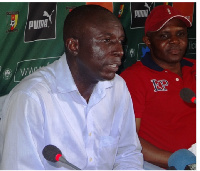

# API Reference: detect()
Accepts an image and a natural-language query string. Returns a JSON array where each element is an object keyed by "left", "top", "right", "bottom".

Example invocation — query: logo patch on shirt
[{"left": 151, "top": 79, "right": 169, "bottom": 92}]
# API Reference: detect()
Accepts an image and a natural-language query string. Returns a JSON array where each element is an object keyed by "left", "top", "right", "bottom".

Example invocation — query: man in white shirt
[{"left": 0, "top": 5, "right": 143, "bottom": 170}]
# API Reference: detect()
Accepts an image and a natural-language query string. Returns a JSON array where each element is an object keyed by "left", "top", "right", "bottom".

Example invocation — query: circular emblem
[{"left": 3, "top": 68, "right": 12, "bottom": 80}]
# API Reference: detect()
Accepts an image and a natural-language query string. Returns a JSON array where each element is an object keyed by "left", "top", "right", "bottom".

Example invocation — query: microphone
[
  {"left": 42, "top": 144, "right": 81, "bottom": 170},
  {"left": 180, "top": 88, "right": 196, "bottom": 104},
  {"left": 168, "top": 149, "right": 196, "bottom": 170}
]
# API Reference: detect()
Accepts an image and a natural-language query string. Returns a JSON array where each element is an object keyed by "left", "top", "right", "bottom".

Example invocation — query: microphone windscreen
[
  {"left": 42, "top": 144, "right": 62, "bottom": 162},
  {"left": 168, "top": 149, "right": 196, "bottom": 170},
  {"left": 180, "top": 88, "right": 195, "bottom": 103}
]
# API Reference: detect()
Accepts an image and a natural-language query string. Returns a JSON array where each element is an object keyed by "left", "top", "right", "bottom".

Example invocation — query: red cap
[{"left": 145, "top": 5, "right": 192, "bottom": 34}]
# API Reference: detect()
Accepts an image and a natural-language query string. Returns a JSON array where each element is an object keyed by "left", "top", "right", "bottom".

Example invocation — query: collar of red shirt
[{"left": 141, "top": 52, "right": 194, "bottom": 72}]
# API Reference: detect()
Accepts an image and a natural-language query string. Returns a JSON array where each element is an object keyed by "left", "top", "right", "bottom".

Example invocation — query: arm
[
  {"left": 113, "top": 87, "right": 143, "bottom": 170},
  {"left": 121, "top": 70, "right": 172, "bottom": 169},
  {"left": 136, "top": 118, "right": 172, "bottom": 169},
  {"left": 0, "top": 92, "right": 45, "bottom": 169}
]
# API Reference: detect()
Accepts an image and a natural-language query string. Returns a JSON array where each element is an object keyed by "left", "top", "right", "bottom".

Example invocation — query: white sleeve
[
  {"left": 0, "top": 91, "right": 45, "bottom": 170},
  {"left": 113, "top": 85, "right": 144, "bottom": 170}
]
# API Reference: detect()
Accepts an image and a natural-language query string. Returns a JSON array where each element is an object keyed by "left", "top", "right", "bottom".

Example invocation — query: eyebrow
[{"left": 96, "top": 32, "right": 125, "bottom": 39}]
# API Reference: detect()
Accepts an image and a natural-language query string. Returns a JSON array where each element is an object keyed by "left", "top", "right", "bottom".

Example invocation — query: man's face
[
  {"left": 146, "top": 18, "right": 188, "bottom": 66},
  {"left": 76, "top": 15, "right": 125, "bottom": 81}
]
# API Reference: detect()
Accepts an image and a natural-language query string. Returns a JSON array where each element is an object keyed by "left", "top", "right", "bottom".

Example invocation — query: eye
[
  {"left": 104, "top": 38, "right": 111, "bottom": 43},
  {"left": 119, "top": 39, "right": 126, "bottom": 45},
  {"left": 160, "top": 34, "right": 168, "bottom": 39},
  {"left": 177, "top": 31, "right": 187, "bottom": 38}
]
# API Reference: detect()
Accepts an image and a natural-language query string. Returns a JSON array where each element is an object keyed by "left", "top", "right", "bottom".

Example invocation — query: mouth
[
  {"left": 107, "top": 62, "right": 121, "bottom": 72},
  {"left": 169, "top": 48, "right": 181, "bottom": 55},
  {"left": 109, "top": 64, "right": 118, "bottom": 68}
]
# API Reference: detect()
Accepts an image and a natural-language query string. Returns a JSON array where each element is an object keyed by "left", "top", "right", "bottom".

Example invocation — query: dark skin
[
  {"left": 64, "top": 9, "right": 125, "bottom": 103},
  {"left": 143, "top": 18, "right": 188, "bottom": 77},
  {"left": 137, "top": 18, "right": 188, "bottom": 168}
]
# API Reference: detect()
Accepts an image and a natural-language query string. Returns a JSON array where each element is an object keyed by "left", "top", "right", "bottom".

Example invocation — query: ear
[
  {"left": 143, "top": 35, "right": 151, "bottom": 48},
  {"left": 65, "top": 38, "right": 79, "bottom": 55}
]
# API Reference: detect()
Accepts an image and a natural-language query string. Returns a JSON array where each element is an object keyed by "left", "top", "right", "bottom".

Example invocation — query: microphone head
[
  {"left": 180, "top": 88, "right": 195, "bottom": 103},
  {"left": 42, "top": 144, "right": 62, "bottom": 162},
  {"left": 168, "top": 149, "right": 196, "bottom": 170}
]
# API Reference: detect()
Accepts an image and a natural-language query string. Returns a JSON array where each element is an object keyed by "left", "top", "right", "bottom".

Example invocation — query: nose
[
  {"left": 169, "top": 35, "right": 180, "bottom": 44},
  {"left": 113, "top": 41, "right": 124, "bottom": 57}
]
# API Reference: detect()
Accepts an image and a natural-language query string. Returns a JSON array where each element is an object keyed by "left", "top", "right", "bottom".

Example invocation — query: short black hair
[{"left": 63, "top": 5, "right": 114, "bottom": 43}]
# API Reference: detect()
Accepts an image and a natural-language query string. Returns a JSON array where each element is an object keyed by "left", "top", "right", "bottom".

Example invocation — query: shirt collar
[
  {"left": 54, "top": 53, "right": 77, "bottom": 93},
  {"left": 141, "top": 52, "right": 194, "bottom": 71},
  {"left": 54, "top": 53, "right": 113, "bottom": 93}
]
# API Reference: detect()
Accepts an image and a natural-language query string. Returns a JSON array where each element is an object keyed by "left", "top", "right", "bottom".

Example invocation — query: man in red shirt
[{"left": 121, "top": 5, "right": 196, "bottom": 169}]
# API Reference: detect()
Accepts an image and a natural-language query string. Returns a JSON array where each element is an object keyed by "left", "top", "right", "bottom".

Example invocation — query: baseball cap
[{"left": 145, "top": 5, "right": 192, "bottom": 34}]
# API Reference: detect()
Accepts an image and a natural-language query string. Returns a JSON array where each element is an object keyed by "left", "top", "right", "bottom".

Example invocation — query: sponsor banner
[
  {"left": 24, "top": 2, "right": 57, "bottom": 42},
  {"left": 0, "top": 2, "right": 196, "bottom": 96},
  {"left": 186, "top": 38, "right": 196, "bottom": 55},
  {"left": 130, "top": 2, "right": 155, "bottom": 29},
  {"left": 86, "top": 2, "right": 113, "bottom": 12},
  {"left": 14, "top": 57, "right": 60, "bottom": 82},
  {"left": 137, "top": 43, "right": 147, "bottom": 61},
  {"left": 6, "top": 11, "right": 19, "bottom": 33}
]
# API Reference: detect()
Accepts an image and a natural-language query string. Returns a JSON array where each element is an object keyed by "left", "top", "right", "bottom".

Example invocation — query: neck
[
  {"left": 67, "top": 58, "right": 98, "bottom": 103},
  {"left": 169, "top": 64, "right": 182, "bottom": 77},
  {"left": 75, "top": 77, "right": 97, "bottom": 103},
  {"left": 160, "top": 62, "right": 182, "bottom": 77},
  {"left": 151, "top": 56, "right": 183, "bottom": 77}
]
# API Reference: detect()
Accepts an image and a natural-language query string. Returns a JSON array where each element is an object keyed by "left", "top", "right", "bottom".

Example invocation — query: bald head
[{"left": 63, "top": 5, "right": 119, "bottom": 43}]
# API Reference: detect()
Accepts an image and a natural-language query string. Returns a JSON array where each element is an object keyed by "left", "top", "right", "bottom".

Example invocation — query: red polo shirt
[{"left": 120, "top": 53, "right": 196, "bottom": 152}]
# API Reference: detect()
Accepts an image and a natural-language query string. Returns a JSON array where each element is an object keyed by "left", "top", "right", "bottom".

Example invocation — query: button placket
[{"left": 85, "top": 109, "right": 95, "bottom": 167}]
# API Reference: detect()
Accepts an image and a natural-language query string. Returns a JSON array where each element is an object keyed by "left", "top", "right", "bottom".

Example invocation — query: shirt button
[
  {"left": 89, "top": 157, "right": 93, "bottom": 162},
  {"left": 89, "top": 132, "right": 92, "bottom": 136},
  {"left": 165, "top": 71, "right": 168, "bottom": 73},
  {"left": 176, "top": 78, "right": 179, "bottom": 81}
]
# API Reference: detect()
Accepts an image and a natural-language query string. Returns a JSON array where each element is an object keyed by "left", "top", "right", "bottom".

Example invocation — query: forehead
[{"left": 85, "top": 15, "right": 124, "bottom": 36}]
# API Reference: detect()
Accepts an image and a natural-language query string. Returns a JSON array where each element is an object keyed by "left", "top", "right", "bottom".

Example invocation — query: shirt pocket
[{"left": 97, "top": 135, "right": 120, "bottom": 169}]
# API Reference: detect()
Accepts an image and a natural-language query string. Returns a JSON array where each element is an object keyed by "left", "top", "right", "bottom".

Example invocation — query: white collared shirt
[{"left": 0, "top": 53, "right": 143, "bottom": 170}]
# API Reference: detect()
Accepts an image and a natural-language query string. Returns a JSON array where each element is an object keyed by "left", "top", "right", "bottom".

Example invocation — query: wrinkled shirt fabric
[{"left": 0, "top": 53, "right": 143, "bottom": 170}]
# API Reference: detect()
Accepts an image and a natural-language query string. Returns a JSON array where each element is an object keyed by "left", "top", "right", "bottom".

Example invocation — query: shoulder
[
  {"left": 183, "top": 57, "right": 196, "bottom": 64},
  {"left": 13, "top": 71, "right": 49, "bottom": 95},
  {"left": 121, "top": 61, "right": 143, "bottom": 75},
  {"left": 12, "top": 55, "right": 66, "bottom": 96},
  {"left": 10, "top": 61, "right": 59, "bottom": 101},
  {"left": 107, "top": 74, "right": 133, "bottom": 107},
  {"left": 121, "top": 61, "right": 146, "bottom": 75},
  {"left": 106, "top": 74, "right": 131, "bottom": 97},
  {"left": 111, "top": 74, "right": 127, "bottom": 89},
  {"left": 120, "top": 61, "right": 147, "bottom": 82},
  {"left": 182, "top": 58, "right": 196, "bottom": 71}
]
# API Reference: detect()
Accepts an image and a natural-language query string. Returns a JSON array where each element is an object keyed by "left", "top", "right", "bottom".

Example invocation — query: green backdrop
[{"left": 0, "top": 2, "right": 196, "bottom": 96}]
